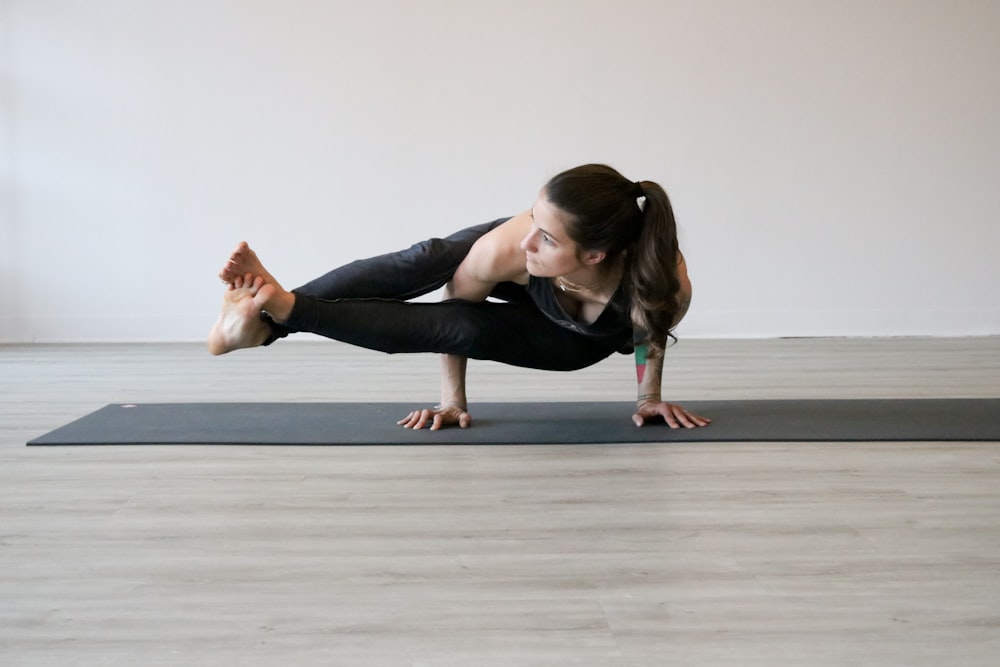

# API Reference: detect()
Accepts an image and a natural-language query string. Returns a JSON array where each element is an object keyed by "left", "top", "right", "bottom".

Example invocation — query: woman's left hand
[
  {"left": 632, "top": 400, "right": 711, "bottom": 428},
  {"left": 398, "top": 403, "right": 472, "bottom": 430}
]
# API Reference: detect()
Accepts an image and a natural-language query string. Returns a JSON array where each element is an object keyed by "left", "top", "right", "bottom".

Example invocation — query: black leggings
[{"left": 268, "top": 219, "right": 630, "bottom": 371}]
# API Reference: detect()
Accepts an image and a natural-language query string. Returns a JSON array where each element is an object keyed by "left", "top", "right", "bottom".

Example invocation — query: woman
[{"left": 208, "top": 164, "right": 710, "bottom": 431}]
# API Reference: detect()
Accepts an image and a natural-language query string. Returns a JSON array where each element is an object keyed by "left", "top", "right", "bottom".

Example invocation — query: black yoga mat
[{"left": 26, "top": 399, "right": 1000, "bottom": 446}]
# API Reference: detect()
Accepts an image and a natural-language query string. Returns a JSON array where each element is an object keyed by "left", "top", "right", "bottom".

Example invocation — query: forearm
[
  {"left": 635, "top": 343, "right": 664, "bottom": 403},
  {"left": 438, "top": 279, "right": 474, "bottom": 409},
  {"left": 439, "top": 353, "right": 468, "bottom": 408}
]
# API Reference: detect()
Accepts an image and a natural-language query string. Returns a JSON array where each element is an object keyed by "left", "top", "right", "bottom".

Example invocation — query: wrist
[
  {"left": 436, "top": 400, "right": 467, "bottom": 411},
  {"left": 637, "top": 393, "right": 661, "bottom": 404}
]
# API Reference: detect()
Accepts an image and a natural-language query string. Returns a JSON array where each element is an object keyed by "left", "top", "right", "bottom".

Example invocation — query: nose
[{"left": 520, "top": 229, "right": 537, "bottom": 252}]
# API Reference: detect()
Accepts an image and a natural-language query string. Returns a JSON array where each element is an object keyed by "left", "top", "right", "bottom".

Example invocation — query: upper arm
[{"left": 447, "top": 213, "right": 531, "bottom": 301}]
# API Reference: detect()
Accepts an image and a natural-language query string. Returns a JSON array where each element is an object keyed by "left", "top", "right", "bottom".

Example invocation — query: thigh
[
  {"left": 294, "top": 218, "right": 510, "bottom": 301},
  {"left": 278, "top": 293, "right": 626, "bottom": 371},
  {"left": 458, "top": 301, "right": 627, "bottom": 371}
]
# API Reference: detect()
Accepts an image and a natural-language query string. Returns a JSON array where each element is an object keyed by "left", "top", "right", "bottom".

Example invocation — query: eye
[{"left": 541, "top": 233, "right": 555, "bottom": 246}]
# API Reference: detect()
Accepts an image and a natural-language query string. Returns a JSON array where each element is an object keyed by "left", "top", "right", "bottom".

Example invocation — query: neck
[{"left": 555, "top": 257, "right": 623, "bottom": 296}]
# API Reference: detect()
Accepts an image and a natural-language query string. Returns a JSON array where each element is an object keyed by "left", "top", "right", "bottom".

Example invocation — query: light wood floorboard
[{"left": 1, "top": 338, "right": 999, "bottom": 666}]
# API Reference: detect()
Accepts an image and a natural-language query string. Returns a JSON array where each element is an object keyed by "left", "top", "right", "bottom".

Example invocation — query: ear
[{"left": 581, "top": 249, "right": 607, "bottom": 266}]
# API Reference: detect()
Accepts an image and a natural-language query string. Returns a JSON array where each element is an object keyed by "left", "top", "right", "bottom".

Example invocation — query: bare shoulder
[
  {"left": 673, "top": 249, "right": 693, "bottom": 326},
  {"left": 460, "top": 212, "right": 531, "bottom": 284},
  {"left": 676, "top": 249, "right": 692, "bottom": 294},
  {"left": 676, "top": 249, "right": 690, "bottom": 284}
]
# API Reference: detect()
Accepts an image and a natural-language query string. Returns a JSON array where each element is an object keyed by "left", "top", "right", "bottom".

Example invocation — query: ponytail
[
  {"left": 543, "top": 164, "right": 682, "bottom": 358},
  {"left": 628, "top": 180, "right": 681, "bottom": 358}
]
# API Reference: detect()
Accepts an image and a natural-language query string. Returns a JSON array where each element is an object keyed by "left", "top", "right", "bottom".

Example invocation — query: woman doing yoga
[{"left": 208, "top": 164, "right": 710, "bottom": 431}]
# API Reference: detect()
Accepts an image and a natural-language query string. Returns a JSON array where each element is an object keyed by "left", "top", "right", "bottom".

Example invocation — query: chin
[{"left": 525, "top": 263, "right": 550, "bottom": 278}]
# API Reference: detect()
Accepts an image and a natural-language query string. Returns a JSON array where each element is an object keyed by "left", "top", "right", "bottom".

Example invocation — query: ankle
[{"left": 262, "top": 290, "right": 295, "bottom": 324}]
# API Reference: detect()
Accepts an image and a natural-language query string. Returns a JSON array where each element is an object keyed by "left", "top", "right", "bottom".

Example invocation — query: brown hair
[{"left": 543, "top": 164, "right": 682, "bottom": 356}]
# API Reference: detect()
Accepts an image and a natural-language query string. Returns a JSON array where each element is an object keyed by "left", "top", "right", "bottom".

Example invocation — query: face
[{"left": 520, "top": 193, "right": 604, "bottom": 277}]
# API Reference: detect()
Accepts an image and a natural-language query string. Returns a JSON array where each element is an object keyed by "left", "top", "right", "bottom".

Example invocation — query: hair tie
[{"left": 634, "top": 181, "right": 647, "bottom": 213}]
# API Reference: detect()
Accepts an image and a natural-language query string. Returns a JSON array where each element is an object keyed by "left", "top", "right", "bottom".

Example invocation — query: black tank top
[{"left": 525, "top": 275, "right": 633, "bottom": 339}]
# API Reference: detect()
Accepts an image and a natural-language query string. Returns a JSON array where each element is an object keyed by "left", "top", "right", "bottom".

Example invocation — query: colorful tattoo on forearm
[{"left": 635, "top": 344, "right": 648, "bottom": 384}]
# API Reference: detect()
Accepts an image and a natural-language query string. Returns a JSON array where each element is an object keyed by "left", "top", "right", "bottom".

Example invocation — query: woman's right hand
[{"left": 397, "top": 403, "right": 472, "bottom": 430}]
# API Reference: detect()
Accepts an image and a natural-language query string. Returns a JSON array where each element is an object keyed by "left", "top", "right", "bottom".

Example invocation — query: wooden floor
[{"left": 2, "top": 338, "right": 999, "bottom": 666}]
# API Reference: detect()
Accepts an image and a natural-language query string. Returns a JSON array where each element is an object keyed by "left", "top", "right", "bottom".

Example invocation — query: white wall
[{"left": 3, "top": 0, "right": 999, "bottom": 342}]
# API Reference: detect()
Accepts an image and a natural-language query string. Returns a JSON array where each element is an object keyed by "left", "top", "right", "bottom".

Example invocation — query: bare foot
[
  {"left": 207, "top": 275, "right": 272, "bottom": 355},
  {"left": 219, "top": 242, "right": 284, "bottom": 290}
]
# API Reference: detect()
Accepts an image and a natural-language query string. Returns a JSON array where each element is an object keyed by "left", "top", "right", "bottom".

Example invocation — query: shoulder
[
  {"left": 461, "top": 212, "right": 531, "bottom": 284},
  {"left": 673, "top": 250, "right": 693, "bottom": 324},
  {"left": 676, "top": 250, "right": 690, "bottom": 286}
]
